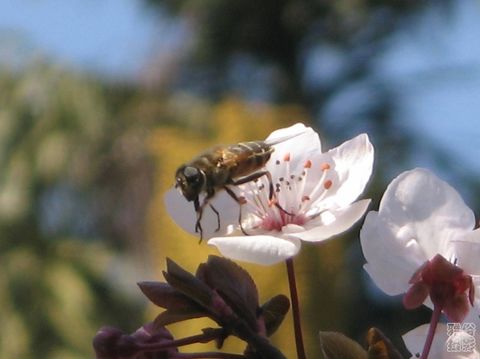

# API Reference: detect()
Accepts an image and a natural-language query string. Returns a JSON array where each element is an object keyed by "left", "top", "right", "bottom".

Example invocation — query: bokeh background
[{"left": 1, "top": 1, "right": 480, "bottom": 358}]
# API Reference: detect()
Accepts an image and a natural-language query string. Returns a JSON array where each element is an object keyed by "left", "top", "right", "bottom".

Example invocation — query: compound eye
[{"left": 184, "top": 166, "right": 200, "bottom": 183}]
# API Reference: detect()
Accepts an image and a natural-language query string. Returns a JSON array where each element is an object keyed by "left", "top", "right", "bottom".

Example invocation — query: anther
[
  {"left": 239, "top": 196, "right": 247, "bottom": 205},
  {"left": 304, "top": 160, "right": 312, "bottom": 168},
  {"left": 279, "top": 177, "right": 284, "bottom": 182},
  {"left": 290, "top": 174, "right": 295, "bottom": 179},
  {"left": 324, "top": 180, "right": 332, "bottom": 189},
  {"left": 268, "top": 198, "right": 278, "bottom": 207},
  {"left": 283, "top": 153, "right": 291, "bottom": 162},
  {"left": 275, "top": 160, "right": 280, "bottom": 165},
  {"left": 302, "top": 195, "right": 310, "bottom": 202},
  {"left": 321, "top": 163, "right": 331, "bottom": 171}
]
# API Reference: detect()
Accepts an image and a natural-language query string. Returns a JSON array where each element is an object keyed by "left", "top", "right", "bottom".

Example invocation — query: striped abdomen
[{"left": 225, "top": 141, "right": 273, "bottom": 178}]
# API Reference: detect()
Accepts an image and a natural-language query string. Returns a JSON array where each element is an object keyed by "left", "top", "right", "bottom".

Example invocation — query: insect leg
[
  {"left": 231, "top": 171, "right": 293, "bottom": 215},
  {"left": 223, "top": 186, "right": 248, "bottom": 235},
  {"left": 209, "top": 203, "right": 221, "bottom": 232},
  {"left": 231, "top": 170, "right": 274, "bottom": 198},
  {"left": 194, "top": 190, "right": 217, "bottom": 242},
  {"left": 193, "top": 197, "right": 204, "bottom": 241}
]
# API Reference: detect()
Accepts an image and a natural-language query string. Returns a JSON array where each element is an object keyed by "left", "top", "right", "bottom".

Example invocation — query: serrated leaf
[
  {"left": 366, "top": 328, "right": 404, "bottom": 359},
  {"left": 319, "top": 331, "right": 368, "bottom": 359},
  {"left": 200, "top": 255, "right": 259, "bottom": 329},
  {"left": 261, "top": 294, "right": 290, "bottom": 336}
]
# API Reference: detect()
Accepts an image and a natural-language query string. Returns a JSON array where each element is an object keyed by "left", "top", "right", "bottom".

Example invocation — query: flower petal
[
  {"left": 266, "top": 123, "right": 322, "bottom": 176},
  {"left": 208, "top": 235, "right": 301, "bottom": 265},
  {"left": 444, "top": 294, "right": 471, "bottom": 323},
  {"left": 324, "top": 133, "right": 374, "bottom": 207},
  {"left": 403, "top": 282, "right": 429, "bottom": 309},
  {"left": 266, "top": 123, "right": 309, "bottom": 140},
  {"left": 464, "top": 280, "right": 480, "bottom": 324},
  {"left": 360, "top": 211, "right": 425, "bottom": 295},
  {"left": 379, "top": 168, "right": 475, "bottom": 259},
  {"left": 451, "top": 230, "right": 480, "bottom": 275},
  {"left": 296, "top": 199, "right": 371, "bottom": 242},
  {"left": 402, "top": 324, "right": 475, "bottom": 359},
  {"left": 164, "top": 188, "right": 239, "bottom": 239}
]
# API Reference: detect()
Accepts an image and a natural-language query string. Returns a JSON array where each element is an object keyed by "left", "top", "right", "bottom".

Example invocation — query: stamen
[
  {"left": 297, "top": 160, "right": 311, "bottom": 208},
  {"left": 321, "top": 163, "right": 331, "bottom": 171},
  {"left": 237, "top": 152, "right": 334, "bottom": 233},
  {"left": 299, "top": 162, "right": 329, "bottom": 213},
  {"left": 246, "top": 179, "right": 270, "bottom": 218}
]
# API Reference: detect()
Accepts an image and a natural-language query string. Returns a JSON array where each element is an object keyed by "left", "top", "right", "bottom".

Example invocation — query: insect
[{"left": 175, "top": 130, "right": 304, "bottom": 241}]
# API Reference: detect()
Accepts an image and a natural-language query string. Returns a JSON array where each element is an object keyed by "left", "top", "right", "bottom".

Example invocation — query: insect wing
[
  {"left": 213, "top": 146, "right": 243, "bottom": 168},
  {"left": 165, "top": 187, "right": 239, "bottom": 239}
]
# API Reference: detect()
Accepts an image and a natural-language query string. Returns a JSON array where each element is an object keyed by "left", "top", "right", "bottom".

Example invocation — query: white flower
[
  {"left": 360, "top": 168, "right": 480, "bottom": 320},
  {"left": 403, "top": 323, "right": 480, "bottom": 359},
  {"left": 166, "top": 123, "right": 374, "bottom": 265}
]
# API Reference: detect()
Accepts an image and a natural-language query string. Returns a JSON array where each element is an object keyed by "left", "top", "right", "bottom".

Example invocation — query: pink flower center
[
  {"left": 261, "top": 212, "right": 308, "bottom": 231},
  {"left": 241, "top": 153, "right": 334, "bottom": 233}
]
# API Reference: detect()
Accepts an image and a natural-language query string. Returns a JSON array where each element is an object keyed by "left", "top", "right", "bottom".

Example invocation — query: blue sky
[
  {"left": 378, "top": 1, "right": 480, "bottom": 176},
  {"left": 0, "top": 0, "right": 160, "bottom": 77},
  {"left": 1, "top": 0, "right": 480, "bottom": 179}
]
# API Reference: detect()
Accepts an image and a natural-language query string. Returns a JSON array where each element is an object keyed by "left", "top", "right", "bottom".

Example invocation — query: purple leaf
[
  {"left": 164, "top": 258, "right": 214, "bottom": 309},
  {"left": 261, "top": 295, "right": 290, "bottom": 337},
  {"left": 200, "top": 255, "right": 259, "bottom": 329},
  {"left": 318, "top": 331, "right": 368, "bottom": 359}
]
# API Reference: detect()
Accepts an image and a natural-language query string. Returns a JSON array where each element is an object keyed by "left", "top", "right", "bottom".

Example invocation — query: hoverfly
[{"left": 175, "top": 129, "right": 304, "bottom": 241}]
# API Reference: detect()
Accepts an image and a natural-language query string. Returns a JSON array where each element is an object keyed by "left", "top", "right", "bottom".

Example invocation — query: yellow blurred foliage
[{"left": 146, "top": 97, "right": 323, "bottom": 357}]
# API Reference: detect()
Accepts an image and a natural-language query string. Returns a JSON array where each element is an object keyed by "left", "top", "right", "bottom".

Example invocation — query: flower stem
[
  {"left": 286, "top": 258, "right": 307, "bottom": 359},
  {"left": 139, "top": 329, "right": 221, "bottom": 351},
  {"left": 420, "top": 305, "right": 442, "bottom": 359}
]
